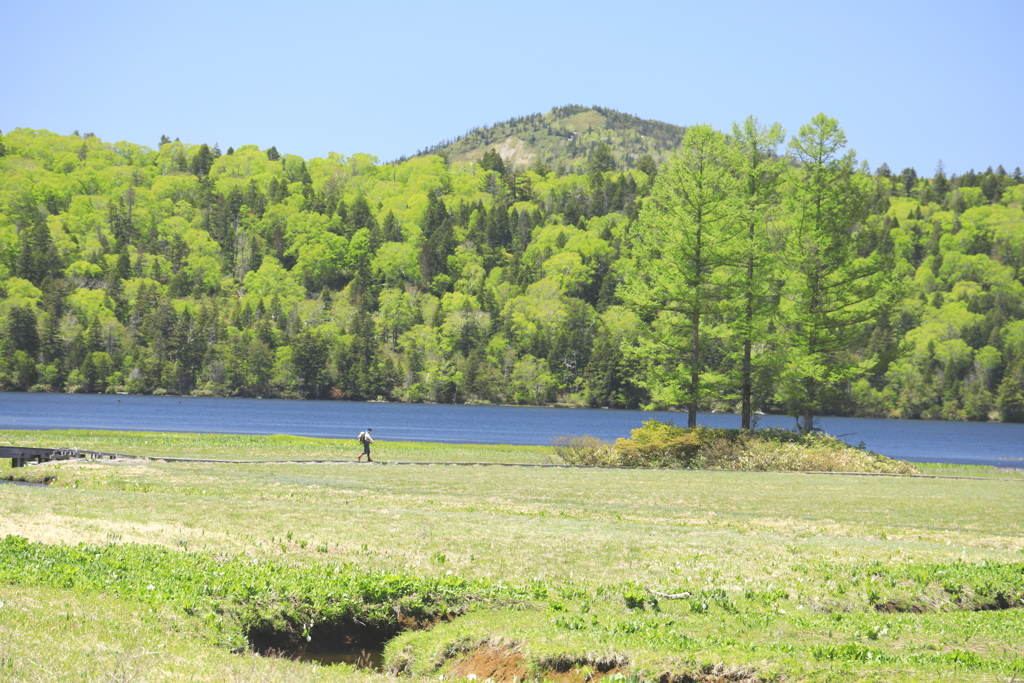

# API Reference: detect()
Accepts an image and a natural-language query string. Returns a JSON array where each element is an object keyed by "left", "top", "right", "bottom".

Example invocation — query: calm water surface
[{"left": 0, "top": 393, "right": 1021, "bottom": 468}]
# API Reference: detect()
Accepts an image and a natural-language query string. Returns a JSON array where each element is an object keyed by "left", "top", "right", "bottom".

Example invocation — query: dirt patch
[
  {"left": 443, "top": 648, "right": 765, "bottom": 683},
  {"left": 446, "top": 645, "right": 528, "bottom": 682},
  {"left": 493, "top": 137, "right": 536, "bottom": 170}
]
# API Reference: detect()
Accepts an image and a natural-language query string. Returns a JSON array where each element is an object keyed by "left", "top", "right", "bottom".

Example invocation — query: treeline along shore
[{"left": 1, "top": 107, "right": 1023, "bottom": 428}]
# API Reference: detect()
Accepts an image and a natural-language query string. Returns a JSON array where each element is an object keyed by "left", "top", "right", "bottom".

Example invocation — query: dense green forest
[{"left": 1, "top": 106, "right": 1023, "bottom": 424}]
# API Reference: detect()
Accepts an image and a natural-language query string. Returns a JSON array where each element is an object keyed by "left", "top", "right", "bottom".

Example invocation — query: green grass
[
  {"left": 914, "top": 461, "right": 1024, "bottom": 479},
  {"left": 1, "top": 429, "right": 1022, "bottom": 682},
  {"left": 0, "top": 429, "right": 551, "bottom": 463},
  {"left": 0, "top": 585, "right": 385, "bottom": 683}
]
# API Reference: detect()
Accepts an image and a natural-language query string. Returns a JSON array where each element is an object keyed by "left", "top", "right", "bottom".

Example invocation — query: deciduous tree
[
  {"left": 620, "top": 125, "right": 743, "bottom": 427},
  {"left": 774, "top": 114, "right": 905, "bottom": 433},
  {"left": 730, "top": 116, "right": 786, "bottom": 428}
]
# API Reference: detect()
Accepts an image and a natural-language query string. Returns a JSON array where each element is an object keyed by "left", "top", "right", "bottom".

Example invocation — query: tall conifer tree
[
  {"left": 620, "top": 125, "right": 743, "bottom": 427},
  {"left": 775, "top": 114, "right": 905, "bottom": 433},
  {"left": 731, "top": 116, "right": 786, "bottom": 429}
]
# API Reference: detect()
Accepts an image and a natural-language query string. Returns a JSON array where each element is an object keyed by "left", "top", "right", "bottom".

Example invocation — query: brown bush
[
  {"left": 695, "top": 437, "right": 917, "bottom": 474},
  {"left": 551, "top": 435, "right": 618, "bottom": 466},
  {"left": 691, "top": 437, "right": 746, "bottom": 469}
]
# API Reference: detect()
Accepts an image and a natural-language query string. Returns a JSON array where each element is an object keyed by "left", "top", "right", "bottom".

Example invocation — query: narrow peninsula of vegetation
[{"left": 1, "top": 106, "right": 1023, "bottom": 429}]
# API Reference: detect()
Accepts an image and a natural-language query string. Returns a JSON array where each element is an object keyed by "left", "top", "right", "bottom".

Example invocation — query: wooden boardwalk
[{"left": 0, "top": 446, "right": 116, "bottom": 468}]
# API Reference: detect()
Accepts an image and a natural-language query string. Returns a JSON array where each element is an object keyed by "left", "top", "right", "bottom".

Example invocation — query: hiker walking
[{"left": 357, "top": 428, "right": 374, "bottom": 462}]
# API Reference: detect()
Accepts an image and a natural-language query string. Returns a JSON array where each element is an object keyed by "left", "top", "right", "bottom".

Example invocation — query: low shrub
[
  {"left": 554, "top": 420, "right": 918, "bottom": 473},
  {"left": 613, "top": 420, "right": 703, "bottom": 467},
  {"left": 553, "top": 421, "right": 706, "bottom": 467}
]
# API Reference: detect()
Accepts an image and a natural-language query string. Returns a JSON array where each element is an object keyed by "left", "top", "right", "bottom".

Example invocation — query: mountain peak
[{"left": 406, "top": 105, "right": 687, "bottom": 173}]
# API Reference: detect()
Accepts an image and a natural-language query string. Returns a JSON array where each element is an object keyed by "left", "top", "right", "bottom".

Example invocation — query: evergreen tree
[
  {"left": 587, "top": 143, "right": 616, "bottom": 186},
  {"left": 190, "top": 144, "right": 214, "bottom": 177},
  {"left": 479, "top": 148, "right": 505, "bottom": 175},
  {"left": 547, "top": 299, "right": 595, "bottom": 393},
  {"left": 933, "top": 160, "right": 949, "bottom": 201},
  {"left": 382, "top": 210, "right": 402, "bottom": 241},
  {"left": 338, "top": 312, "right": 383, "bottom": 399},
  {"left": 16, "top": 221, "right": 61, "bottom": 285},
  {"left": 421, "top": 192, "right": 448, "bottom": 240},
  {"left": 292, "top": 329, "right": 330, "bottom": 398},
  {"left": 899, "top": 167, "right": 918, "bottom": 196},
  {"left": 635, "top": 155, "right": 658, "bottom": 181},
  {"left": 349, "top": 195, "right": 377, "bottom": 238},
  {"left": 7, "top": 304, "right": 40, "bottom": 358},
  {"left": 425, "top": 215, "right": 454, "bottom": 284},
  {"left": 996, "top": 363, "right": 1024, "bottom": 422},
  {"left": 485, "top": 202, "right": 511, "bottom": 249}
]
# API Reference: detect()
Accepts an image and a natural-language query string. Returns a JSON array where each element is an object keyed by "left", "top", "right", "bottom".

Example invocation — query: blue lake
[{"left": 0, "top": 393, "right": 1021, "bottom": 469}]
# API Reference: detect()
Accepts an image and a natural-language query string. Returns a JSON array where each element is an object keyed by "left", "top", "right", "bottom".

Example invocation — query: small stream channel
[{"left": 249, "top": 618, "right": 408, "bottom": 671}]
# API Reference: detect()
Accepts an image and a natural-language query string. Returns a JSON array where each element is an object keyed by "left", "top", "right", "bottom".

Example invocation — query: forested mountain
[
  {"left": 1, "top": 116, "right": 1023, "bottom": 424},
  {"left": 404, "top": 105, "right": 684, "bottom": 176}
]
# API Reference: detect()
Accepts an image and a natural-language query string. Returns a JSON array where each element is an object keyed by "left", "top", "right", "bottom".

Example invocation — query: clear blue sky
[{"left": 3, "top": 0, "right": 1021, "bottom": 176}]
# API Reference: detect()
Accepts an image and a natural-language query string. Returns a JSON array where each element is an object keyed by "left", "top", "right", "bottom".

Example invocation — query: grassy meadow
[{"left": 1, "top": 429, "right": 1022, "bottom": 682}]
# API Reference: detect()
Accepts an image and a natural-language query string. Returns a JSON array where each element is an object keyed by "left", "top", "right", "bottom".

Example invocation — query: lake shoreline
[{"left": 10, "top": 387, "right": 1015, "bottom": 425}]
